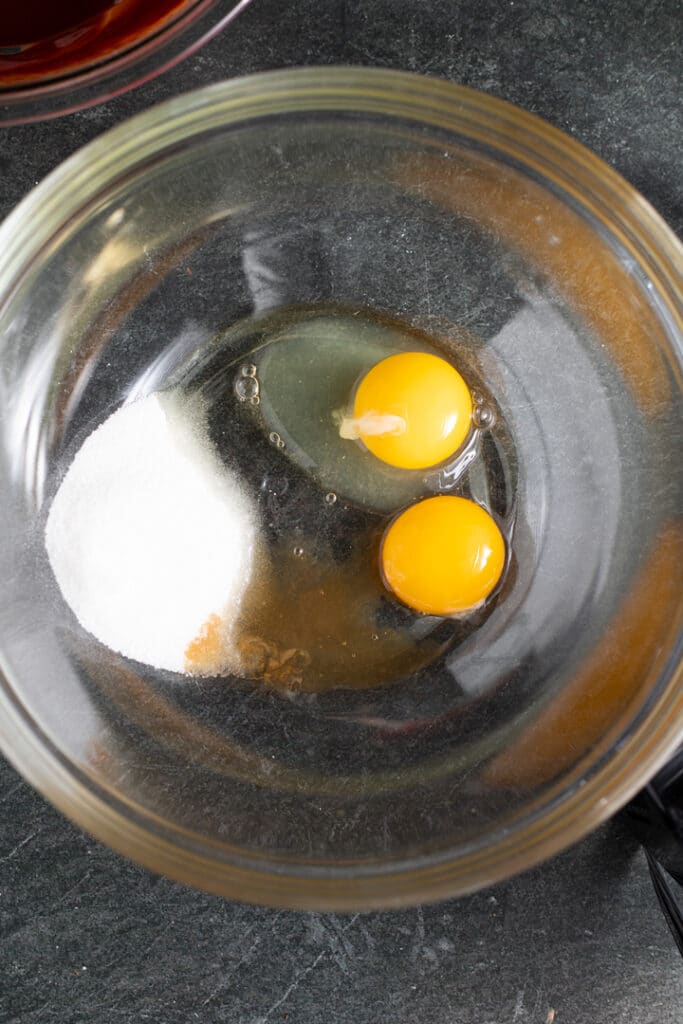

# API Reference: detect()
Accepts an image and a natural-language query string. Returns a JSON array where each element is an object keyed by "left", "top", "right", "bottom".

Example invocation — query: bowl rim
[
  {"left": 0, "top": 0, "right": 254, "bottom": 125},
  {"left": 0, "top": 67, "right": 681, "bottom": 910}
]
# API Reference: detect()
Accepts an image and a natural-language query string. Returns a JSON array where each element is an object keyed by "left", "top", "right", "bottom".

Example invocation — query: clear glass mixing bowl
[{"left": 0, "top": 69, "right": 681, "bottom": 910}]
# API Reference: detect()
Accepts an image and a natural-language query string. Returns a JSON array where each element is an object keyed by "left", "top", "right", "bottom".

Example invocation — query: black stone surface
[{"left": 1, "top": 1, "right": 681, "bottom": 1021}]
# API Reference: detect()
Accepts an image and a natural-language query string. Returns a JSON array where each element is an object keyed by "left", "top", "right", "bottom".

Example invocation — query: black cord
[{"left": 645, "top": 850, "right": 683, "bottom": 959}]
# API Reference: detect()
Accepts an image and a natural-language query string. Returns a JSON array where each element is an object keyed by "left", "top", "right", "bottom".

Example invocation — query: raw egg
[
  {"left": 350, "top": 351, "right": 473, "bottom": 470},
  {"left": 255, "top": 315, "right": 453, "bottom": 512},
  {"left": 381, "top": 495, "right": 506, "bottom": 616}
]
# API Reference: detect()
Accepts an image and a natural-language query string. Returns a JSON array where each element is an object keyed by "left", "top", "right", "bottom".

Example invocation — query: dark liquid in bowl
[{"left": 0, "top": 0, "right": 193, "bottom": 84}]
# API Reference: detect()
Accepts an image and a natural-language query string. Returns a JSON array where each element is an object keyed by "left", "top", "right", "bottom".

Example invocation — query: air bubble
[
  {"left": 235, "top": 374, "right": 259, "bottom": 402},
  {"left": 241, "top": 363, "right": 258, "bottom": 378},
  {"left": 324, "top": 492, "right": 337, "bottom": 505},
  {"left": 269, "top": 431, "right": 285, "bottom": 449},
  {"left": 293, "top": 546, "right": 304, "bottom": 557},
  {"left": 474, "top": 404, "right": 496, "bottom": 429}
]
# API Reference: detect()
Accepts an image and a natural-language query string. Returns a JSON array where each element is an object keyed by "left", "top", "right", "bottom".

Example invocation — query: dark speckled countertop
[{"left": 1, "top": 1, "right": 681, "bottom": 1021}]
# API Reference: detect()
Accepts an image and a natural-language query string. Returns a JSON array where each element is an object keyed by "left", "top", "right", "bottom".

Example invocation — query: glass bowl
[
  {"left": 0, "top": 0, "right": 253, "bottom": 125},
  {"left": 0, "top": 68, "right": 681, "bottom": 910}
]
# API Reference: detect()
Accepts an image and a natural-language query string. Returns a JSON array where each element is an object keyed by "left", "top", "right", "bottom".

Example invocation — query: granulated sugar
[{"left": 45, "top": 392, "right": 256, "bottom": 674}]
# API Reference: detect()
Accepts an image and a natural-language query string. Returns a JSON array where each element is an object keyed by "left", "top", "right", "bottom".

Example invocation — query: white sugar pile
[{"left": 45, "top": 392, "right": 256, "bottom": 674}]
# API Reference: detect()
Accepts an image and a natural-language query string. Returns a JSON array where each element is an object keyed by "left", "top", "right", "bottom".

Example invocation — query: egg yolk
[
  {"left": 381, "top": 495, "right": 506, "bottom": 616},
  {"left": 351, "top": 351, "right": 473, "bottom": 470}
]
